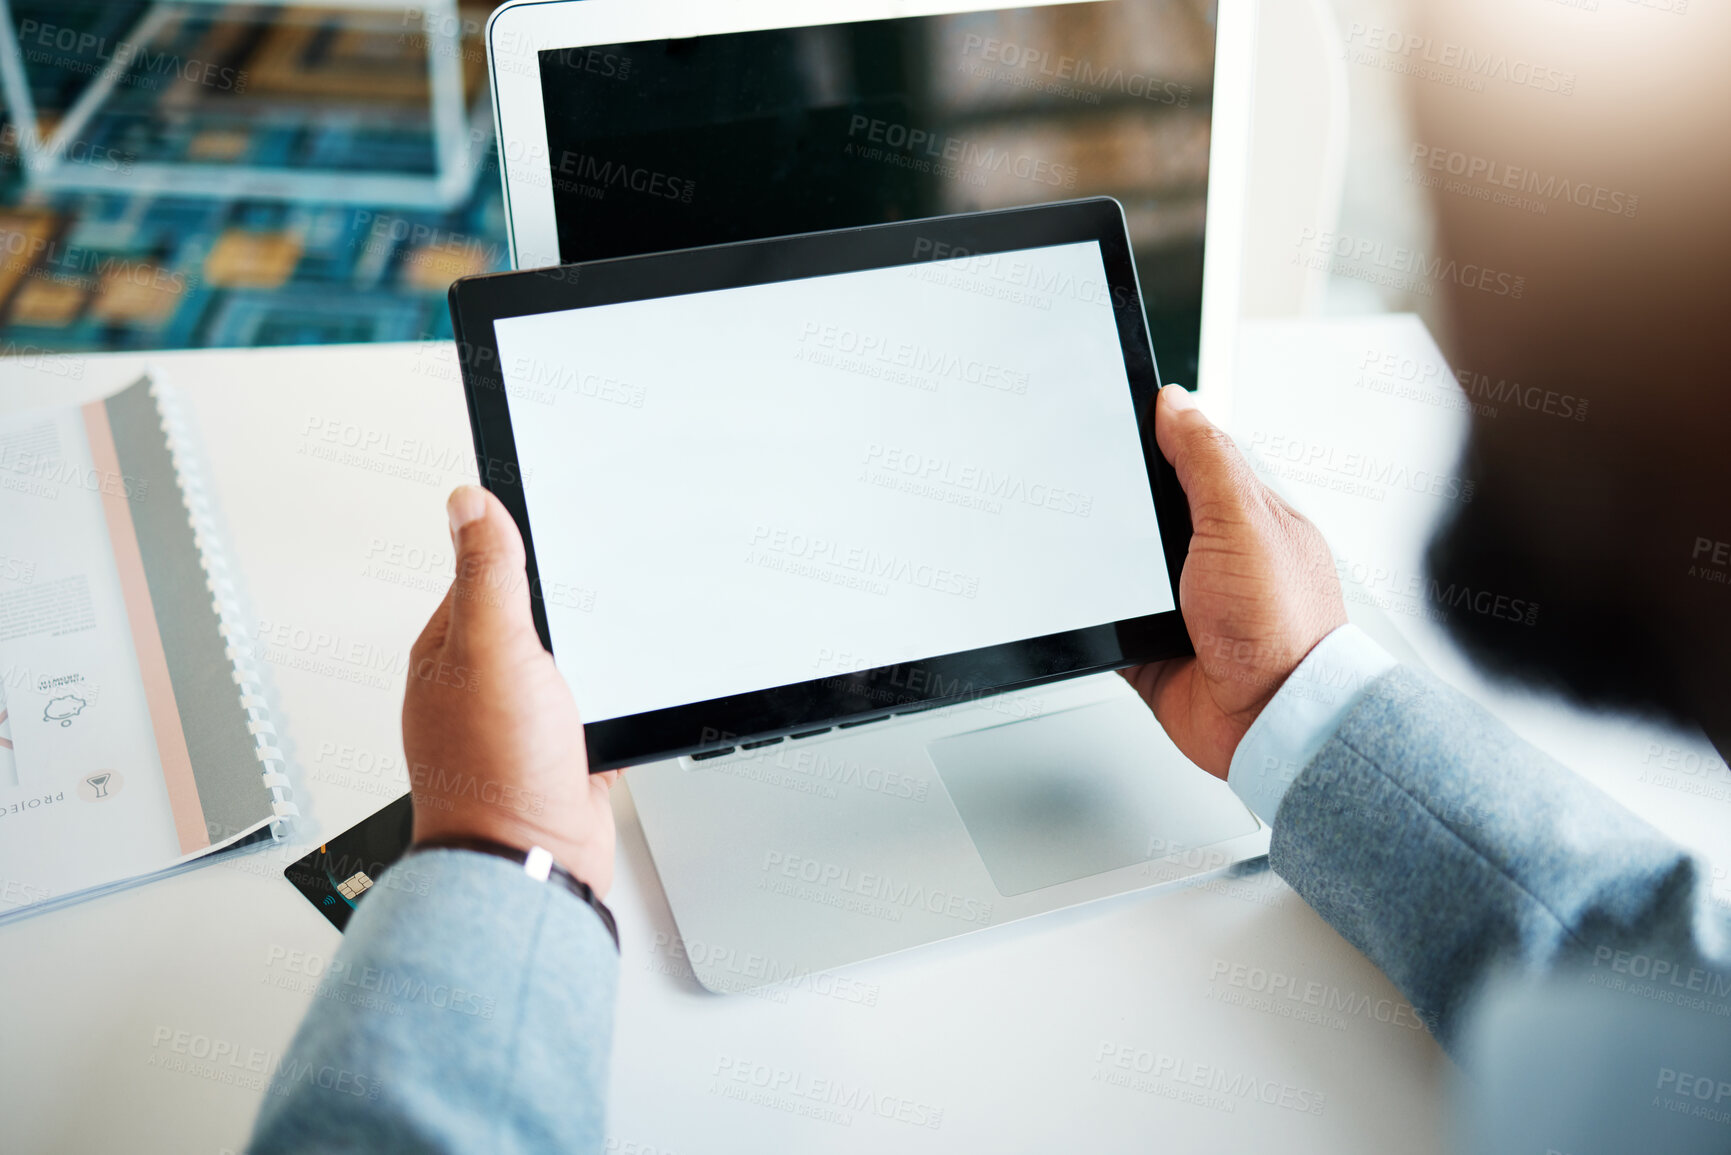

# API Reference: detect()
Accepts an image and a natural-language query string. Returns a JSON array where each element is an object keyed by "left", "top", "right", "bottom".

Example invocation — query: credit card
[{"left": 283, "top": 793, "right": 414, "bottom": 930}]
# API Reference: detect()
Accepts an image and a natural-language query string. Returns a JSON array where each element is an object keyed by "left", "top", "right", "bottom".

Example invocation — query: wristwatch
[{"left": 410, "top": 836, "right": 619, "bottom": 951}]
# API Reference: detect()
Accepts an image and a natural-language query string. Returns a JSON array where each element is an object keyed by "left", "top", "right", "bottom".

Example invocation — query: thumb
[
  {"left": 1154, "top": 385, "right": 1257, "bottom": 518},
  {"left": 445, "top": 485, "right": 534, "bottom": 645}
]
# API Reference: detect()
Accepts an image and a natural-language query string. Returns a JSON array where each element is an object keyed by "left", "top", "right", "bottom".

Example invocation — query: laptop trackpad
[{"left": 927, "top": 697, "right": 1259, "bottom": 897}]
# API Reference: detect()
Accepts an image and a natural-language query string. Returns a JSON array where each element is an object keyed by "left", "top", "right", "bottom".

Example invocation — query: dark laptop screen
[{"left": 535, "top": 0, "right": 1217, "bottom": 384}]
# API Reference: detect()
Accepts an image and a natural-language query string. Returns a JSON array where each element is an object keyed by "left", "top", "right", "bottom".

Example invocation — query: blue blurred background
[{"left": 0, "top": 1, "right": 509, "bottom": 352}]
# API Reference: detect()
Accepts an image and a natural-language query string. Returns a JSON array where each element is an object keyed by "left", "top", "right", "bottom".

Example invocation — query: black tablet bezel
[{"left": 449, "top": 197, "right": 1194, "bottom": 771}]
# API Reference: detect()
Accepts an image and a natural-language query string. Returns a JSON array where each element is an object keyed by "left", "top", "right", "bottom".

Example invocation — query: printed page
[{"left": 0, "top": 395, "right": 194, "bottom": 913}]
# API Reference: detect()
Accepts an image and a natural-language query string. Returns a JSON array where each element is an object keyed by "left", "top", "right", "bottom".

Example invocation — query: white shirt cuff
[{"left": 1226, "top": 624, "right": 1398, "bottom": 824}]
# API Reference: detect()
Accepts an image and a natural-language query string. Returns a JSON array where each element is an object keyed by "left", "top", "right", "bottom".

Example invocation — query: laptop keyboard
[{"left": 686, "top": 716, "right": 891, "bottom": 762}]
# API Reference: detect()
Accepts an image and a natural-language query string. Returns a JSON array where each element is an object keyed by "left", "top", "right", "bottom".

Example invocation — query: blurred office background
[
  {"left": 0, "top": 0, "right": 1425, "bottom": 357},
  {"left": 0, "top": 0, "right": 504, "bottom": 351}
]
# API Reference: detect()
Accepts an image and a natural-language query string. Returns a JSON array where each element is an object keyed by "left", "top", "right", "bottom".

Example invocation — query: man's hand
[
  {"left": 1121, "top": 385, "right": 1348, "bottom": 780},
  {"left": 404, "top": 485, "right": 618, "bottom": 895}
]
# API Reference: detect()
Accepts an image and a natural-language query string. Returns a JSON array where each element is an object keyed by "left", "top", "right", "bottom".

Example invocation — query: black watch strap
[{"left": 410, "top": 836, "right": 619, "bottom": 952}]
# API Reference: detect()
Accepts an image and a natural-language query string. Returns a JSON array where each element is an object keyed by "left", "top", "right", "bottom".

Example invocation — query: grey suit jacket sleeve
[
  {"left": 1270, "top": 664, "right": 1729, "bottom": 1050},
  {"left": 248, "top": 849, "right": 618, "bottom": 1155}
]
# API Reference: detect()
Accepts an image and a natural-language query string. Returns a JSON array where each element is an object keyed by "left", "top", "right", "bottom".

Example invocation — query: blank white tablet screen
[{"left": 495, "top": 240, "right": 1175, "bottom": 724}]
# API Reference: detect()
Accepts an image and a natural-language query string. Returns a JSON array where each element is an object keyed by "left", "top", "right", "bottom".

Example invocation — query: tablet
[{"left": 449, "top": 197, "right": 1192, "bottom": 770}]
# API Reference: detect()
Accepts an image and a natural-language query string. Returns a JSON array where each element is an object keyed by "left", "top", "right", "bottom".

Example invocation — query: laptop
[{"left": 483, "top": 0, "right": 1267, "bottom": 990}]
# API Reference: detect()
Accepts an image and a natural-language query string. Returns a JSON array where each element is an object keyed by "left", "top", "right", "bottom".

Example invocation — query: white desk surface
[{"left": 1, "top": 318, "right": 1721, "bottom": 1155}]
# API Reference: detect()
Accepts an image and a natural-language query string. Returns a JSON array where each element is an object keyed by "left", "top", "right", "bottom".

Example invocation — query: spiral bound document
[{"left": 0, "top": 373, "right": 296, "bottom": 922}]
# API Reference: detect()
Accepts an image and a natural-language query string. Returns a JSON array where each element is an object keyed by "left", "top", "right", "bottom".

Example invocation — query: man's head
[{"left": 1407, "top": 0, "right": 1731, "bottom": 740}]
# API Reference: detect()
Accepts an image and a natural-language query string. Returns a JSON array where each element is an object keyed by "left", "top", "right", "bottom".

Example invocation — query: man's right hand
[
  {"left": 1121, "top": 385, "right": 1348, "bottom": 780},
  {"left": 403, "top": 485, "right": 619, "bottom": 895}
]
